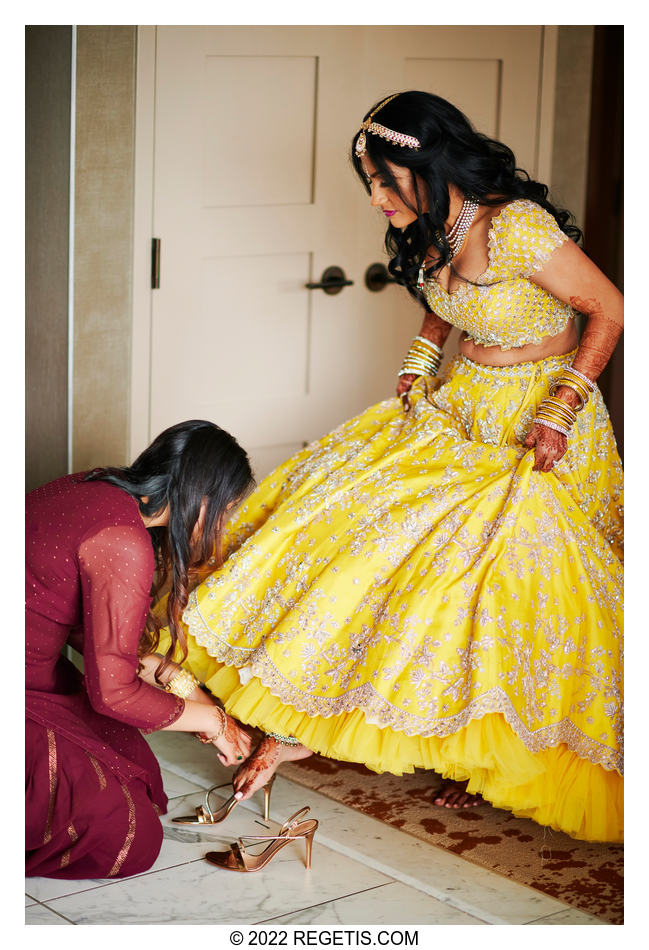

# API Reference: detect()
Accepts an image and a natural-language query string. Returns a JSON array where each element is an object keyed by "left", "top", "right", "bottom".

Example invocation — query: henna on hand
[
  {"left": 553, "top": 385, "right": 582, "bottom": 411},
  {"left": 569, "top": 296, "right": 623, "bottom": 382},
  {"left": 396, "top": 373, "right": 417, "bottom": 396},
  {"left": 396, "top": 373, "right": 417, "bottom": 410},
  {"left": 209, "top": 709, "right": 252, "bottom": 763},
  {"left": 420, "top": 310, "right": 453, "bottom": 349},
  {"left": 524, "top": 422, "right": 568, "bottom": 473},
  {"left": 221, "top": 712, "right": 247, "bottom": 751},
  {"left": 233, "top": 736, "right": 280, "bottom": 796}
]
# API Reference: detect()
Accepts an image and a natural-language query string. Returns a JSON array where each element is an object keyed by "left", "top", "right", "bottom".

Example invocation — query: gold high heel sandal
[
  {"left": 204, "top": 806, "right": 318, "bottom": 872},
  {"left": 172, "top": 774, "right": 276, "bottom": 825}
]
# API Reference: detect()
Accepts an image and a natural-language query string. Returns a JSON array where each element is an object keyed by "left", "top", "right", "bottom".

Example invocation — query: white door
[{"left": 132, "top": 25, "right": 555, "bottom": 477}]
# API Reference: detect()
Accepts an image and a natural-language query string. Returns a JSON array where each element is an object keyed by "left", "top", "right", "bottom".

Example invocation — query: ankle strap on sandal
[
  {"left": 236, "top": 806, "right": 312, "bottom": 847},
  {"left": 280, "top": 806, "right": 311, "bottom": 834}
]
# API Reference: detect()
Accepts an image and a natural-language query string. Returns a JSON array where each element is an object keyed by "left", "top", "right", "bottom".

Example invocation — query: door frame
[
  {"left": 131, "top": 25, "right": 158, "bottom": 457},
  {"left": 129, "top": 24, "right": 559, "bottom": 459}
]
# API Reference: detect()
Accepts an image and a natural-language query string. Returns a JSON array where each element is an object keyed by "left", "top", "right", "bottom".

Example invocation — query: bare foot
[
  {"left": 232, "top": 735, "right": 312, "bottom": 800},
  {"left": 433, "top": 779, "right": 483, "bottom": 809}
]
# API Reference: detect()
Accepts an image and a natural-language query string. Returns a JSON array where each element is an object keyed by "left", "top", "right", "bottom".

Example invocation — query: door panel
[
  {"left": 139, "top": 25, "right": 550, "bottom": 477},
  {"left": 202, "top": 54, "right": 317, "bottom": 208}
]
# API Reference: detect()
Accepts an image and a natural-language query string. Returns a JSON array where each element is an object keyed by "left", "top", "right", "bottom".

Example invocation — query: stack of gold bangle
[
  {"left": 549, "top": 366, "right": 594, "bottom": 410},
  {"left": 398, "top": 336, "right": 443, "bottom": 378},
  {"left": 165, "top": 667, "right": 200, "bottom": 699},
  {"left": 533, "top": 395, "right": 579, "bottom": 437},
  {"left": 534, "top": 365, "right": 595, "bottom": 437}
]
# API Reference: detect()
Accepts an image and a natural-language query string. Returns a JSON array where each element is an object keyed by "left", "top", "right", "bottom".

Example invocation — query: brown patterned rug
[{"left": 279, "top": 755, "right": 623, "bottom": 924}]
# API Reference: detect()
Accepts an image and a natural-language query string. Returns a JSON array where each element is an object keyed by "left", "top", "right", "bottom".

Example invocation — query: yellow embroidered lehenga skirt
[{"left": 160, "top": 352, "right": 624, "bottom": 843}]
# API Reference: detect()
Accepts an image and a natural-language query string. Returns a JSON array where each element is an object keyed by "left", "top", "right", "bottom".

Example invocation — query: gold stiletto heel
[
  {"left": 263, "top": 773, "right": 276, "bottom": 822},
  {"left": 304, "top": 827, "right": 316, "bottom": 869},
  {"left": 204, "top": 806, "right": 318, "bottom": 872},
  {"left": 172, "top": 776, "right": 275, "bottom": 826}
]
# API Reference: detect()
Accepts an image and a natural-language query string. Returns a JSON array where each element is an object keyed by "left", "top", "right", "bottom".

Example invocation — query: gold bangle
[
  {"left": 560, "top": 367, "right": 592, "bottom": 391},
  {"left": 409, "top": 345, "right": 441, "bottom": 360},
  {"left": 550, "top": 376, "right": 589, "bottom": 409},
  {"left": 535, "top": 405, "right": 576, "bottom": 432},
  {"left": 565, "top": 366, "right": 595, "bottom": 391},
  {"left": 195, "top": 708, "right": 226, "bottom": 744},
  {"left": 413, "top": 345, "right": 442, "bottom": 359},
  {"left": 555, "top": 382, "right": 588, "bottom": 407},
  {"left": 398, "top": 365, "right": 439, "bottom": 378},
  {"left": 407, "top": 357, "right": 441, "bottom": 371},
  {"left": 536, "top": 409, "right": 575, "bottom": 429},
  {"left": 399, "top": 335, "right": 444, "bottom": 379},
  {"left": 535, "top": 414, "right": 574, "bottom": 433},
  {"left": 399, "top": 362, "right": 439, "bottom": 372},
  {"left": 399, "top": 349, "right": 442, "bottom": 376},
  {"left": 209, "top": 707, "right": 226, "bottom": 742},
  {"left": 540, "top": 407, "right": 576, "bottom": 426},
  {"left": 538, "top": 396, "right": 577, "bottom": 423},
  {"left": 413, "top": 336, "right": 443, "bottom": 356},
  {"left": 165, "top": 668, "right": 200, "bottom": 699}
]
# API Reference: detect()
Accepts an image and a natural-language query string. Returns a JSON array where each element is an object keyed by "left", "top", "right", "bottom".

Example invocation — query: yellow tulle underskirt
[{"left": 161, "top": 639, "right": 622, "bottom": 844}]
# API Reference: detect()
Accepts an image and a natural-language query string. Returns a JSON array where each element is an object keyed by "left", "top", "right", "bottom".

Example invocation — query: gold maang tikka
[{"left": 355, "top": 94, "right": 422, "bottom": 156}]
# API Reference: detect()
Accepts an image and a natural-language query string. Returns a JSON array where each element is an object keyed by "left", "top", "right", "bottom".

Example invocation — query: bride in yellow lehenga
[{"left": 156, "top": 91, "right": 623, "bottom": 843}]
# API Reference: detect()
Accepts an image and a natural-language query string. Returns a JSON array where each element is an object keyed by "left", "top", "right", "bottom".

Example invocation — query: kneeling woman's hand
[
  {"left": 139, "top": 654, "right": 252, "bottom": 765},
  {"left": 196, "top": 706, "right": 252, "bottom": 766}
]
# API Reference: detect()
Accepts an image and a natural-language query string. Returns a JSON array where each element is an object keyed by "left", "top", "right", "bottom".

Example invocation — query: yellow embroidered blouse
[{"left": 423, "top": 199, "right": 575, "bottom": 350}]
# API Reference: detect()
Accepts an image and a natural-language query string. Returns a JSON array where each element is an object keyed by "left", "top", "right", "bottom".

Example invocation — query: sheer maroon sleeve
[{"left": 78, "top": 525, "right": 184, "bottom": 732}]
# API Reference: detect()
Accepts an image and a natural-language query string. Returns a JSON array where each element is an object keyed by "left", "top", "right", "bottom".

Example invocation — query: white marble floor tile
[
  {"left": 160, "top": 766, "right": 205, "bottom": 799},
  {"left": 265, "top": 881, "right": 484, "bottom": 925},
  {"left": 146, "top": 730, "right": 227, "bottom": 789},
  {"left": 41, "top": 840, "right": 392, "bottom": 926},
  {"left": 25, "top": 903, "right": 74, "bottom": 925},
  {"left": 25, "top": 876, "right": 119, "bottom": 904}
]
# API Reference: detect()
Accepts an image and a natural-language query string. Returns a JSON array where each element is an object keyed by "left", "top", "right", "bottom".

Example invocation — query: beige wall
[
  {"left": 25, "top": 26, "right": 72, "bottom": 491},
  {"left": 72, "top": 26, "right": 137, "bottom": 471},
  {"left": 550, "top": 26, "right": 594, "bottom": 229}
]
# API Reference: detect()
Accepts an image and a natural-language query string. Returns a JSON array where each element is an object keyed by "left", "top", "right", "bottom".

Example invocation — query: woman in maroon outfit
[{"left": 26, "top": 420, "right": 254, "bottom": 879}]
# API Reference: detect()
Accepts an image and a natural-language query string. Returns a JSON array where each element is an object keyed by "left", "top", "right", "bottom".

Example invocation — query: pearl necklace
[
  {"left": 417, "top": 198, "right": 480, "bottom": 288},
  {"left": 446, "top": 198, "right": 480, "bottom": 257}
]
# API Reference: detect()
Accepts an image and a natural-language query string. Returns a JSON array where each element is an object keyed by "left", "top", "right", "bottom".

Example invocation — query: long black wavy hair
[
  {"left": 351, "top": 90, "right": 581, "bottom": 304},
  {"left": 85, "top": 420, "right": 254, "bottom": 678}
]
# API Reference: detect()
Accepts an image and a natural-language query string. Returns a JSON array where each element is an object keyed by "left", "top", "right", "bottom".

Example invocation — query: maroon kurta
[{"left": 26, "top": 474, "right": 184, "bottom": 879}]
